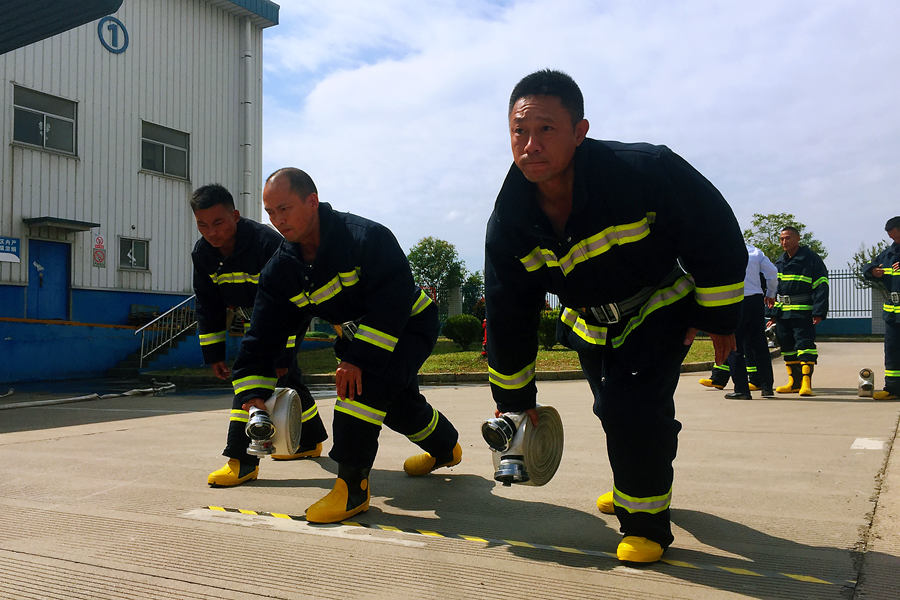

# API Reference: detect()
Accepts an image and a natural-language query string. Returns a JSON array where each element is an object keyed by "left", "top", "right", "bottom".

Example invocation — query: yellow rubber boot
[
  {"left": 272, "top": 442, "right": 323, "bottom": 460},
  {"left": 776, "top": 362, "right": 801, "bottom": 393},
  {"left": 874, "top": 390, "right": 899, "bottom": 400},
  {"left": 596, "top": 491, "right": 615, "bottom": 515},
  {"left": 403, "top": 443, "right": 462, "bottom": 476},
  {"left": 207, "top": 459, "right": 259, "bottom": 487},
  {"left": 698, "top": 378, "right": 724, "bottom": 390},
  {"left": 617, "top": 536, "right": 664, "bottom": 563},
  {"left": 748, "top": 383, "right": 760, "bottom": 391},
  {"left": 799, "top": 363, "right": 814, "bottom": 396},
  {"left": 306, "top": 465, "right": 370, "bottom": 523}
]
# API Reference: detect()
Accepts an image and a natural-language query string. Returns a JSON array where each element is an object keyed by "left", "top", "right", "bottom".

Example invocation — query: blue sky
[{"left": 260, "top": 0, "right": 900, "bottom": 272}]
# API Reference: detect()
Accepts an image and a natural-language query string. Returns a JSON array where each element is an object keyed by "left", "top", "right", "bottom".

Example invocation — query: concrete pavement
[{"left": 0, "top": 341, "right": 897, "bottom": 599}]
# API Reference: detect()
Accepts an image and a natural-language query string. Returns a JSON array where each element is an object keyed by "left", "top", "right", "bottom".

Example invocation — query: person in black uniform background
[
  {"left": 768, "top": 226, "right": 829, "bottom": 396},
  {"left": 863, "top": 216, "right": 900, "bottom": 400},
  {"left": 232, "top": 168, "right": 461, "bottom": 524},
  {"left": 485, "top": 70, "right": 746, "bottom": 563},
  {"left": 191, "top": 184, "right": 328, "bottom": 487}
]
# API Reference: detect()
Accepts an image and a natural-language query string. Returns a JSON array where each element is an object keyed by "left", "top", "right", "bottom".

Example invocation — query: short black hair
[
  {"left": 508, "top": 69, "right": 584, "bottom": 126},
  {"left": 885, "top": 216, "right": 900, "bottom": 231},
  {"left": 780, "top": 225, "right": 800, "bottom": 236},
  {"left": 190, "top": 184, "right": 234, "bottom": 212},
  {"left": 266, "top": 167, "right": 318, "bottom": 199}
]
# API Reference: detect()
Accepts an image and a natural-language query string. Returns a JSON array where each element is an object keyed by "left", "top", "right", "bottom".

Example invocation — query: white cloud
[{"left": 262, "top": 0, "right": 900, "bottom": 269}]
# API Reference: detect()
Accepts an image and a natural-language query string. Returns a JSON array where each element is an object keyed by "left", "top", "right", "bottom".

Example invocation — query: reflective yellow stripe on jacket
[
  {"left": 694, "top": 282, "right": 744, "bottom": 308},
  {"left": 520, "top": 216, "right": 653, "bottom": 275},
  {"left": 209, "top": 272, "right": 260, "bottom": 285},
  {"left": 290, "top": 269, "right": 360, "bottom": 309}
]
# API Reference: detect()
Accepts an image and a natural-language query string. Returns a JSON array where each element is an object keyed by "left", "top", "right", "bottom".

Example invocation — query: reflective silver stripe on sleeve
[
  {"left": 290, "top": 291, "right": 312, "bottom": 309},
  {"left": 285, "top": 335, "right": 297, "bottom": 349},
  {"left": 560, "top": 307, "right": 608, "bottom": 345},
  {"left": 229, "top": 409, "right": 249, "bottom": 423},
  {"left": 199, "top": 331, "right": 226, "bottom": 346},
  {"left": 694, "top": 282, "right": 744, "bottom": 307},
  {"left": 354, "top": 324, "right": 399, "bottom": 351},
  {"left": 410, "top": 289, "right": 433, "bottom": 316}
]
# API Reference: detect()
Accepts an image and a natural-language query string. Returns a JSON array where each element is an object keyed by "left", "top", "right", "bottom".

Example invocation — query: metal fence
[{"left": 544, "top": 269, "right": 874, "bottom": 319}]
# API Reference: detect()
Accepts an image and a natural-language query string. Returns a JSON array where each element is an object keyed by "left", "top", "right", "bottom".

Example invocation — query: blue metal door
[{"left": 27, "top": 240, "right": 70, "bottom": 320}]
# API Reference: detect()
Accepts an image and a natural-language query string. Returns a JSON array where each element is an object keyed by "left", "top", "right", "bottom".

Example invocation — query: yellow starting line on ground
[{"left": 205, "top": 506, "right": 855, "bottom": 589}]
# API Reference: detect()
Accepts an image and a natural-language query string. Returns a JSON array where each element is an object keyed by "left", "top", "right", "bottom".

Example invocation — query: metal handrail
[{"left": 134, "top": 295, "right": 197, "bottom": 367}]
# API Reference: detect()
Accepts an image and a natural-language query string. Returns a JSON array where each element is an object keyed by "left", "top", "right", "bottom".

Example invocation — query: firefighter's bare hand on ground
[
  {"left": 211, "top": 361, "right": 231, "bottom": 380},
  {"left": 336, "top": 361, "right": 363, "bottom": 400},
  {"left": 241, "top": 397, "right": 266, "bottom": 411}
]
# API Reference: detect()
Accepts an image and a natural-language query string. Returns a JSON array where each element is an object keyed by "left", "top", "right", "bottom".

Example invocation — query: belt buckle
[
  {"left": 341, "top": 320, "right": 359, "bottom": 341},
  {"left": 892, "top": 292, "right": 900, "bottom": 304},
  {"left": 780, "top": 295, "right": 791, "bottom": 305},
  {"left": 590, "top": 303, "right": 621, "bottom": 325}
]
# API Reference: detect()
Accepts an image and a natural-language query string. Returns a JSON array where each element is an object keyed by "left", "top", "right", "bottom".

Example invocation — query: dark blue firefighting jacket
[
  {"left": 191, "top": 218, "right": 296, "bottom": 367},
  {"left": 230, "top": 202, "right": 433, "bottom": 404},
  {"left": 864, "top": 242, "right": 900, "bottom": 324},
  {"left": 771, "top": 246, "right": 829, "bottom": 320},
  {"left": 485, "top": 139, "right": 747, "bottom": 413}
]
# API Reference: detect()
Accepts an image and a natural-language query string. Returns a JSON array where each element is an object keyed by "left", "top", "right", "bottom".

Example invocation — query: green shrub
[
  {"left": 442, "top": 314, "right": 483, "bottom": 350},
  {"left": 538, "top": 309, "right": 560, "bottom": 350}
]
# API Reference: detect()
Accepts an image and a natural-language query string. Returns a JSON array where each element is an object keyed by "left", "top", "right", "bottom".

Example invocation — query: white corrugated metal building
[{"left": 0, "top": 0, "right": 279, "bottom": 382}]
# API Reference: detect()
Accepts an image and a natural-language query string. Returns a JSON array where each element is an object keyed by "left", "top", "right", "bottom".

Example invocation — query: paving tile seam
[
  {"left": 0, "top": 548, "right": 290, "bottom": 599},
  {"left": 203, "top": 505, "right": 858, "bottom": 590}
]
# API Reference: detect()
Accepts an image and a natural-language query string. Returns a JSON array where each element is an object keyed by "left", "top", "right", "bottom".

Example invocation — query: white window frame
[
  {"left": 12, "top": 85, "right": 77, "bottom": 155},
  {"left": 119, "top": 237, "right": 150, "bottom": 271}
]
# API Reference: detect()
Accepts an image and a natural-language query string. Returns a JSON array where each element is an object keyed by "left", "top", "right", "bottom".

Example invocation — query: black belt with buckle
[
  {"left": 776, "top": 293, "right": 811, "bottom": 305},
  {"left": 891, "top": 291, "right": 900, "bottom": 304},
  {"left": 579, "top": 266, "right": 684, "bottom": 325}
]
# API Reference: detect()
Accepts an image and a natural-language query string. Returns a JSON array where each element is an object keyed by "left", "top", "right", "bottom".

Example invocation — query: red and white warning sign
[{"left": 92, "top": 233, "right": 106, "bottom": 268}]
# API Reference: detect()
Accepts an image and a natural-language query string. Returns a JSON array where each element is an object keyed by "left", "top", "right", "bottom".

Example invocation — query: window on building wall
[
  {"left": 12, "top": 86, "right": 77, "bottom": 154},
  {"left": 119, "top": 238, "right": 149, "bottom": 271},
  {"left": 141, "top": 121, "right": 189, "bottom": 179}
]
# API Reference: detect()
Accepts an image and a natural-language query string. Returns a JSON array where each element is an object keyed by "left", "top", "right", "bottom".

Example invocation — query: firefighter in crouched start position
[
  {"left": 485, "top": 70, "right": 746, "bottom": 564},
  {"left": 231, "top": 168, "right": 461, "bottom": 523},
  {"left": 190, "top": 184, "right": 328, "bottom": 487},
  {"left": 767, "top": 226, "right": 829, "bottom": 396}
]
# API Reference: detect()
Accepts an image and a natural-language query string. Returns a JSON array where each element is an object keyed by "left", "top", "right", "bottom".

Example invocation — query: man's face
[
  {"left": 193, "top": 203, "right": 239, "bottom": 250},
  {"left": 263, "top": 177, "right": 318, "bottom": 244},
  {"left": 779, "top": 230, "right": 800, "bottom": 255},
  {"left": 509, "top": 94, "right": 588, "bottom": 184},
  {"left": 887, "top": 227, "right": 900, "bottom": 244}
]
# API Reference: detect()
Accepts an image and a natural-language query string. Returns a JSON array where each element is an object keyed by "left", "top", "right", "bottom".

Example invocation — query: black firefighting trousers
[
  {"left": 775, "top": 316, "right": 817, "bottom": 364},
  {"left": 885, "top": 320, "right": 900, "bottom": 394},
  {"left": 329, "top": 302, "right": 458, "bottom": 469},
  {"left": 576, "top": 301, "right": 691, "bottom": 548},
  {"left": 726, "top": 294, "right": 774, "bottom": 393}
]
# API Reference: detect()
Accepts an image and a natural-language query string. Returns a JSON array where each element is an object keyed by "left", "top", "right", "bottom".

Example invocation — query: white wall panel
[{"left": 0, "top": 0, "right": 269, "bottom": 299}]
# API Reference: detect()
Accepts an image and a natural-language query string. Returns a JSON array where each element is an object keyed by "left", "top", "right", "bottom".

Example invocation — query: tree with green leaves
[
  {"left": 461, "top": 271, "right": 484, "bottom": 317},
  {"left": 742, "top": 212, "right": 828, "bottom": 262},
  {"left": 407, "top": 237, "right": 465, "bottom": 293},
  {"left": 847, "top": 241, "right": 890, "bottom": 300}
]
